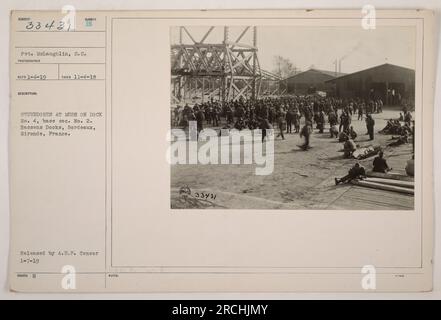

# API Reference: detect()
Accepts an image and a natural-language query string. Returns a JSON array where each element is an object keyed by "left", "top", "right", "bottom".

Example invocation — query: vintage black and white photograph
[
  {"left": 169, "top": 25, "right": 416, "bottom": 210},
  {"left": 6, "top": 8, "right": 436, "bottom": 295}
]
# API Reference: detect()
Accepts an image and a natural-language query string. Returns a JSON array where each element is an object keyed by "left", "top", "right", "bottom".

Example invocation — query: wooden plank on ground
[
  {"left": 365, "top": 177, "right": 414, "bottom": 189},
  {"left": 350, "top": 179, "right": 414, "bottom": 195},
  {"left": 366, "top": 171, "right": 414, "bottom": 182}
]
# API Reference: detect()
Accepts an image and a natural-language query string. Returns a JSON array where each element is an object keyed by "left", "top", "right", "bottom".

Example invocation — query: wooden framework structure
[{"left": 171, "top": 26, "right": 283, "bottom": 105}]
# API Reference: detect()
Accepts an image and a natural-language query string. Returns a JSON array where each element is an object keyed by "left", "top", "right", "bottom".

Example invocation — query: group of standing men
[{"left": 172, "top": 95, "right": 388, "bottom": 151}]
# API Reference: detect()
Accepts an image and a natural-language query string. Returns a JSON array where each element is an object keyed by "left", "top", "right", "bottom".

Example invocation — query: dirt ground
[{"left": 171, "top": 107, "right": 414, "bottom": 210}]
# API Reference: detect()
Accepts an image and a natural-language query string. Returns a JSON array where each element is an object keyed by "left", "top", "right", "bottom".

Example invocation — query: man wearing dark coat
[
  {"left": 372, "top": 151, "right": 391, "bottom": 173},
  {"left": 195, "top": 106, "right": 205, "bottom": 133},
  {"left": 335, "top": 163, "right": 366, "bottom": 185},
  {"left": 317, "top": 110, "right": 325, "bottom": 133},
  {"left": 286, "top": 108, "right": 294, "bottom": 134},
  {"left": 366, "top": 114, "right": 375, "bottom": 141},
  {"left": 299, "top": 121, "right": 312, "bottom": 150}
]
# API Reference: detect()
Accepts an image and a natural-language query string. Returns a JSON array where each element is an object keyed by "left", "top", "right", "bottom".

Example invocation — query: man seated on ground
[
  {"left": 372, "top": 151, "right": 392, "bottom": 173},
  {"left": 398, "top": 123, "right": 412, "bottom": 135},
  {"left": 379, "top": 119, "right": 394, "bottom": 134},
  {"left": 343, "top": 138, "right": 357, "bottom": 158},
  {"left": 330, "top": 124, "right": 339, "bottom": 138},
  {"left": 349, "top": 126, "right": 357, "bottom": 140},
  {"left": 388, "top": 131, "right": 409, "bottom": 147},
  {"left": 234, "top": 117, "right": 246, "bottom": 130},
  {"left": 338, "top": 130, "right": 349, "bottom": 142},
  {"left": 379, "top": 119, "right": 402, "bottom": 134},
  {"left": 335, "top": 163, "right": 366, "bottom": 185},
  {"left": 405, "top": 155, "right": 414, "bottom": 177}
]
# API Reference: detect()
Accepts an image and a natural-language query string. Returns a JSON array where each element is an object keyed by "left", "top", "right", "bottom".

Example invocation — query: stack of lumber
[
  {"left": 350, "top": 171, "right": 414, "bottom": 195},
  {"left": 366, "top": 171, "right": 414, "bottom": 182}
]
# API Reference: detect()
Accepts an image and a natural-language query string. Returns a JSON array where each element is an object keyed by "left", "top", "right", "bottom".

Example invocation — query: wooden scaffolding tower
[{"left": 171, "top": 26, "right": 283, "bottom": 105}]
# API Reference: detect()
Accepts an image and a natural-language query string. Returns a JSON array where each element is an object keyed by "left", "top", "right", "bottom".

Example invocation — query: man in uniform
[
  {"left": 299, "top": 121, "right": 312, "bottom": 150},
  {"left": 335, "top": 163, "right": 366, "bottom": 185},
  {"left": 404, "top": 111, "right": 412, "bottom": 126},
  {"left": 330, "top": 124, "right": 339, "bottom": 138},
  {"left": 259, "top": 117, "right": 271, "bottom": 142},
  {"left": 338, "top": 130, "right": 349, "bottom": 142},
  {"left": 286, "top": 107, "right": 294, "bottom": 134},
  {"left": 339, "top": 111, "right": 347, "bottom": 132},
  {"left": 293, "top": 108, "right": 301, "bottom": 133},
  {"left": 211, "top": 104, "right": 219, "bottom": 127},
  {"left": 388, "top": 132, "right": 409, "bottom": 147},
  {"left": 358, "top": 104, "right": 364, "bottom": 120},
  {"left": 317, "top": 110, "right": 325, "bottom": 133},
  {"left": 372, "top": 151, "right": 391, "bottom": 173},
  {"left": 226, "top": 104, "right": 234, "bottom": 124},
  {"left": 343, "top": 138, "right": 357, "bottom": 158},
  {"left": 366, "top": 114, "right": 375, "bottom": 141},
  {"left": 276, "top": 107, "right": 286, "bottom": 140},
  {"left": 195, "top": 105, "right": 205, "bottom": 134},
  {"left": 349, "top": 126, "right": 357, "bottom": 140},
  {"left": 328, "top": 110, "right": 337, "bottom": 127}
]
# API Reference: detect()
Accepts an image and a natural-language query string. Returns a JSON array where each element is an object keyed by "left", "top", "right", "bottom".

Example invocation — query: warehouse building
[
  {"left": 326, "top": 63, "right": 415, "bottom": 105},
  {"left": 282, "top": 69, "right": 346, "bottom": 95}
]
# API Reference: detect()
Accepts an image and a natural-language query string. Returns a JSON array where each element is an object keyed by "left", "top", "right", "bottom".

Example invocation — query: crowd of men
[
  {"left": 172, "top": 95, "right": 392, "bottom": 150},
  {"left": 172, "top": 94, "right": 415, "bottom": 186}
]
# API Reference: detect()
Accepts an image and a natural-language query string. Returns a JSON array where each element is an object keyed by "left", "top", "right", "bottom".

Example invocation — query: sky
[{"left": 171, "top": 25, "right": 416, "bottom": 75}]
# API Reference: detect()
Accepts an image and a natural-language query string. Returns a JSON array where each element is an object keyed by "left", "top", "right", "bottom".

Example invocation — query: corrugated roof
[
  {"left": 283, "top": 68, "right": 346, "bottom": 81},
  {"left": 325, "top": 63, "right": 415, "bottom": 83}
]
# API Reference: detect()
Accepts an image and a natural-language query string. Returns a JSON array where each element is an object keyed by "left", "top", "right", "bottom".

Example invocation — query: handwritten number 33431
[{"left": 194, "top": 192, "right": 217, "bottom": 200}]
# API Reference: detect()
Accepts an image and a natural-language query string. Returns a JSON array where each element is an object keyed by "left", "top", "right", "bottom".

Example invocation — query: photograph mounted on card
[{"left": 8, "top": 9, "right": 435, "bottom": 292}]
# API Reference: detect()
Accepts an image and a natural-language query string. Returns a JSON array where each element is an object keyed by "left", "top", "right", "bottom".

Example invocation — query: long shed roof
[
  {"left": 283, "top": 68, "right": 346, "bottom": 81},
  {"left": 325, "top": 63, "right": 415, "bottom": 83}
]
